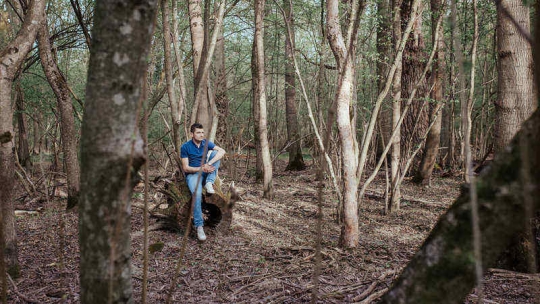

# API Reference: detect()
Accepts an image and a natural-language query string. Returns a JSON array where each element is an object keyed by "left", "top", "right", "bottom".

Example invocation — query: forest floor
[{"left": 9, "top": 157, "right": 540, "bottom": 303}]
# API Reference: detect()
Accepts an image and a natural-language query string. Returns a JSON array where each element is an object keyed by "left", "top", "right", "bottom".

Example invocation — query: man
[{"left": 181, "top": 123, "right": 226, "bottom": 241}]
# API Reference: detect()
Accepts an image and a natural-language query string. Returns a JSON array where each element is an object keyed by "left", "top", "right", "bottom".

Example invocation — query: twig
[
  {"left": 357, "top": 287, "right": 388, "bottom": 304},
  {"left": 352, "top": 270, "right": 394, "bottom": 302},
  {"left": 7, "top": 274, "right": 40, "bottom": 303}
]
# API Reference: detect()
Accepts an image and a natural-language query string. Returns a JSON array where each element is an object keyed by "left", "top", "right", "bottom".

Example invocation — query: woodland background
[{"left": 0, "top": 0, "right": 539, "bottom": 302}]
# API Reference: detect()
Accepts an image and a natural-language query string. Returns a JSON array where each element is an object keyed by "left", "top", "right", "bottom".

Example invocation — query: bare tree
[
  {"left": 188, "top": 0, "right": 213, "bottom": 129},
  {"left": 414, "top": 0, "right": 445, "bottom": 185},
  {"left": 252, "top": 0, "right": 274, "bottom": 199},
  {"left": 326, "top": 0, "right": 364, "bottom": 247},
  {"left": 15, "top": 83, "right": 32, "bottom": 169},
  {"left": 161, "top": 0, "right": 181, "bottom": 152},
  {"left": 78, "top": 0, "right": 157, "bottom": 302},
  {"left": 214, "top": 10, "right": 228, "bottom": 147},
  {"left": 389, "top": 0, "right": 403, "bottom": 211},
  {"left": 38, "top": 17, "right": 81, "bottom": 208},
  {"left": 400, "top": 0, "right": 429, "bottom": 173},
  {"left": 283, "top": 0, "right": 305, "bottom": 171},
  {"left": 0, "top": 0, "right": 45, "bottom": 277}
]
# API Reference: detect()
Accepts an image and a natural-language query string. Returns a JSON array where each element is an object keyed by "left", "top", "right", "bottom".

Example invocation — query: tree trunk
[
  {"left": 253, "top": 0, "right": 274, "bottom": 199},
  {"left": 377, "top": 0, "right": 392, "bottom": 161},
  {"left": 38, "top": 19, "right": 81, "bottom": 208},
  {"left": 389, "top": 0, "right": 403, "bottom": 212},
  {"left": 214, "top": 18, "right": 228, "bottom": 147},
  {"left": 494, "top": 0, "right": 537, "bottom": 153},
  {"left": 283, "top": 0, "right": 305, "bottom": 171},
  {"left": 161, "top": 0, "right": 181, "bottom": 153},
  {"left": 188, "top": 0, "right": 212, "bottom": 129},
  {"left": 414, "top": 0, "right": 445, "bottom": 185},
  {"left": 400, "top": 0, "right": 429, "bottom": 173},
  {"left": 78, "top": 0, "right": 157, "bottom": 302},
  {"left": 0, "top": 0, "right": 45, "bottom": 278},
  {"left": 15, "top": 83, "right": 32, "bottom": 169},
  {"left": 326, "top": 0, "right": 363, "bottom": 248},
  {"left": 32, "top": 113, "right": 42, "bottom": 155},
  {"left": 251, "top": 44, "right": 264, "bottom": 180},
  {"left": 495, "top": 0, "right": 538, "bottom": 273},
  {"left": 380, "top": 108, "right": 540, "bottom": 303}
]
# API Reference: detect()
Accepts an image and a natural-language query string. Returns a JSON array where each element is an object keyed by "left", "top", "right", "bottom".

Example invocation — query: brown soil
[{"left": 8, "top": 159, "right": 540, "bottom": 303}]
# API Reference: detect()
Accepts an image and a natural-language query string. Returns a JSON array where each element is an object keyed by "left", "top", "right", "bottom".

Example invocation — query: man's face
[{"left": 191, "top": 128, "right": 205, "bottom": 142}]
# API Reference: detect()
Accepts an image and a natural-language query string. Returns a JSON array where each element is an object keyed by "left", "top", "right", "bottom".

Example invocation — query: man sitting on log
[{"left": 180, "top": 123, "right": 226, "bottom": 241}]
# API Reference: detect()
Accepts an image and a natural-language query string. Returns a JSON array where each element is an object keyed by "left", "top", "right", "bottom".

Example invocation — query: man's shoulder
[{"left": 180, "top": 141, "right": 192, "bottom": 156}]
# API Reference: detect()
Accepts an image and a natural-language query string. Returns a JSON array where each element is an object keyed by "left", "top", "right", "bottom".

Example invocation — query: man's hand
[{"left": 202, "top": 163, "right": 215, "bottom": 173}]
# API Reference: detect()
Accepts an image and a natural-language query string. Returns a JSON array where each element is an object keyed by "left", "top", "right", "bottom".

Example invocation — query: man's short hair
[{"left": 190, "top": 123, "right": 204, "bottom": 133}]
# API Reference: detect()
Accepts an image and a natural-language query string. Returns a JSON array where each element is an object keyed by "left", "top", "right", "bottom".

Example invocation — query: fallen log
[{"left": 151, "top": 172, "right": 240, "bottom": 234}]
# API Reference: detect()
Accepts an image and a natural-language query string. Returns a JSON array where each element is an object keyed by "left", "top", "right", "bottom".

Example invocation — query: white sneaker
[
  {"left": 205, "top": 182, "right": 215, "bottom": 194},
  {"left": 196, "top": 226, "right": 206, "bottom": 241}
]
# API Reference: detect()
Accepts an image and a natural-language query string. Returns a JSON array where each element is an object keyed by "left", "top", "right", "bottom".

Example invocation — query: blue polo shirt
[{"left": 180, "top": 139, "right": 216, "bottom": 167}]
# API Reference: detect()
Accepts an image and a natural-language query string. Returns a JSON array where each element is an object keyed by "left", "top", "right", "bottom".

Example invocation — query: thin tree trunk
[
  {"left": 171, "top": 0, "right": 187, "bottom": 140},
  {"left": 15, "top": 83, "right": 32, "bottom": 169},
  {"left": 389, "top": 0, "right": 403, "bottom": 212},
  {"left": 0, "top": 0, "right": 45, "bottom": 277},
  {"left": 38, "top": 19, "right": 81, "bottom": 208},
  {"left": 377, "top": 0, "right": 392, "bottom": 160},
  {"left": 32, "top": 114, "right": 41, "bottom": 155},
  {"left": 462, "top": 0, "right": 479, "bottom": 183},
  {"left": 252, "top": 43, "right": 263, "bottom": 180},
  {"left": 214, "top": 14, "right": 228, "bottom": 147},
  {"left": 414, "top": 0, "right": 445, "bottom": 185},
  {"left": 253, "top": 0, "right": 274, "bottom": 199},
  {"left": 78, "top": 0, "right": 157, "bottom": 302},
  {"left": 284, "top": 0, "right": 305, "bottom": 171},
  {"left": 326, "top": 0, "right": 364, "bottom": 248},
  {"left": 161, "top": 0, "right": 181, "bottom": 153}
]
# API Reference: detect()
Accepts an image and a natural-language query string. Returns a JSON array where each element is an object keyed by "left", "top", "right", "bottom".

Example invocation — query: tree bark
[
  {"left": 32, "top": 113, "right": 42, "bottom": 155},
  {"left": 214, "top": 16, "right": 228, "bottom": 147},
  {"left": 161, "top": 0, "right": 181, "bottom": 153},
  {"left": 389, "top": 0, "right": 403, "bottom": 211},
  {"left": 414, "top": 0, "right": 445, "bottom": 185},
  {"left": 171, "top": 0, "right": 187, "bottom": 139},
  {"left": 283, "top": 0, "right": 305, "bottom": 171},
  {"left": 326, "top": 0, "right": 364, "bottom": 247},
  {"left": 188, "top": 0, "right": 212, "bottom": 129},
  {"left": 400, "top": 0, "right": 428, "bottom": 173},
  {"left": 38, "top": 18, "right": 81, "bottom": 208},
  {"left": 253, "top": 0, "right": 274, "bottom": 199},
  {"left": 15, "top": 83, "right": 32, "bottom": 169},
  {"left": 251, "top": 43, "right": 263, "bottom": 180},
  {"left": 78, "top": 0, "right": 157, "bottom": 302},
  {"left": 495, "top": 0, "right": 538, "bottom": 272},
  {"left": 377, "top": 0, "right": 392, "bottom": 160},
  {"left": 380, "top": 108, "right": 540, "bottom": 304},
  {"left": 494, "top": 0, "right": 537, "bottom": 153},
  {"left": 0, "top": 0, "right": 45, "bottom": 277}
]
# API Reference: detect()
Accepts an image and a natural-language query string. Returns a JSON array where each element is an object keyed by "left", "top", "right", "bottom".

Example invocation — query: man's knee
[{"left": 208, "top": 150, "right": 218, "bottom": 160}]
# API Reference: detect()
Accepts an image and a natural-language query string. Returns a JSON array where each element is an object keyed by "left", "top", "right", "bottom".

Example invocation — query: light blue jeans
[{"left": 186, "top": 150, "right": 220, "bottom": 227}]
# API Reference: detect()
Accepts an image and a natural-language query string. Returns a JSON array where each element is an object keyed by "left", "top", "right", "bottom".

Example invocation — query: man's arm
[
  {"left": 207, "top": 145, "right": 226, "bottom": 166},
  {"left": 181, "top": 157, "right": 202, "bottom": 174}
]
